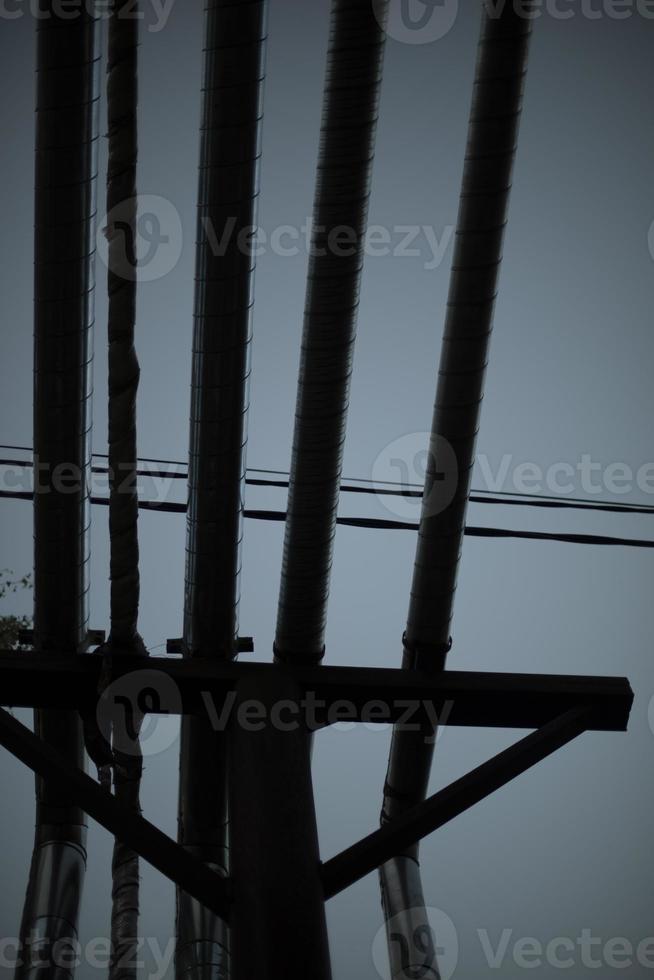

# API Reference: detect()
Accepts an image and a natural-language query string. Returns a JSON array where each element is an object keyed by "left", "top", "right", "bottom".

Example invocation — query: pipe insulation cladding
[
  {"left": 18, "top": 6, "right": 101, "bottom": 979},
  {"left": 274, "top": 0, "right": 389, "bottom": 664},
  {"left": 380, "top": 6, "right": 533, "bottom": 979},
  {"left": 176, "top": 3, "right": 268, "bottom": 979}
]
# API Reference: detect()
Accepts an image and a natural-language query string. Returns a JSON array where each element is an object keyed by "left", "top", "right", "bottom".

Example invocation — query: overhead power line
[
  {"left": 1, "top": 447, "right": 654, "bottom": 517},
  {"left": 1, "top": 488, "right": 654, "bottom": 550}
]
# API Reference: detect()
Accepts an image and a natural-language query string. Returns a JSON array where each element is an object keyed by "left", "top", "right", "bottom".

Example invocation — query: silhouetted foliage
[{"left": 0, "top": 570, "right": 32, "bottom": 649}]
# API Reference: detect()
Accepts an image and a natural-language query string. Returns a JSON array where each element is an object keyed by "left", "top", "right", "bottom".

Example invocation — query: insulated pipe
[
  {"left": 380, "top": 6, "right": 532, "bottom": 977},
  {"left": 274, "top": 0, "right": 388, "bottom": 663},
  {"left": 176, "top": 2, "right": 267, "bottom": 978},
  {"left": 106, "top": 1, "right": 142, "bottom": 652},
  {"left": 17, "top": 6, "right": 101, "bottom": 979},
  {"left": 104, "top": 5, "right": 145, "bottom": 980}
]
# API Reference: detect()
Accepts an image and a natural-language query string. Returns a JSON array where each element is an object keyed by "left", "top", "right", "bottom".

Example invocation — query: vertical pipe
[
  {"left": 104, "top": 4, "right": 145, "bottom": 979},
  {"left": 17, "top": 5, "right": 101, "bottom": 978},
  {"left": 229, "top": 670, "right": 332, "bottom": 980},
  {"left": 379, "top": 5, "right": 532, "bottom": 977},
  {"left": 106, "top": 0, "right": 142, "bottom": 653},
  {"left": 176, "top": 3, "right": 267, "bottom": 978},
  {"left": 274, "top": 0, "right": 388, "bottom": 664}
]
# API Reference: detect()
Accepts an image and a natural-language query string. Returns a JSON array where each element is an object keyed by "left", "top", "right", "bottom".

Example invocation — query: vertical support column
[{"left": 229, "top": 670, "right": 332, "bottom": 980}]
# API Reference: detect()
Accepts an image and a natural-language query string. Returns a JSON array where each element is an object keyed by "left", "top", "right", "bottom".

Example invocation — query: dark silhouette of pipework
[{"left": 0, "top": 2, "right": 633, "bottom": 980}]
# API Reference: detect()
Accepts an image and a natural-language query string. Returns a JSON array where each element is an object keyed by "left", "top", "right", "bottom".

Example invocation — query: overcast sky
[{"left": 2, "top": 1, "right": 654, "bottom": 977}]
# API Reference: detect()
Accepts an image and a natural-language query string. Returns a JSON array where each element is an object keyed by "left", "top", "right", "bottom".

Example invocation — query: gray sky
[{"left": 1, "top": 1, "right": 654, "bottom": 977}]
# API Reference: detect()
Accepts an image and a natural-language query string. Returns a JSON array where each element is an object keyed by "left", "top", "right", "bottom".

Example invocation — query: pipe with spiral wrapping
[
  {"left": 379, "top": 7, "right": 533, "bottom": 978},
  {"left": 17, "top": 6, "right": 100, "bottom": 979},
  {"left": 274, "top": 0, "right": 388, "bottom": 664},
  {"left": 106, "top": 1, "right": 143, "bottom": 655},
  {"left": 104, "top": 4, "right": 147, "bottom": 979},
  {"left": 176, "top": 3, "right": 268, "bottom": 978}
]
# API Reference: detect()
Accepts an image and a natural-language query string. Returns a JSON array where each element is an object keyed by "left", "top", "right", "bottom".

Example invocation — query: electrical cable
[
  {"left": 1, "top": 489, "right": 653, "bottom": 548},
  {"left": 2, "top": 448, "right": 654, "bottom": 515}
]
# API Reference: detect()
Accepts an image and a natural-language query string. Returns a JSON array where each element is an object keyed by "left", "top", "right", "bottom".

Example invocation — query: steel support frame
[
  {"left": 322, "top": 707, "right": 591, "bottom": 897},
  {"left": 0, "top": 651, "right": 633, "bottom": 732},
  {"left": 0, "top": 654, "right": 632, "bottom": 978},
  {"left": 0, "top": 706, "right": 230, "bottom": 921}
]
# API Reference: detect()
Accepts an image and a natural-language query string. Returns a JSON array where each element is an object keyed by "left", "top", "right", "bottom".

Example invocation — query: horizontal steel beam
[
  {"left": 321, "top": 708, "right": 590, "bottom": 898},
  {"left": 0, "top": 652, "right": 633, "bottom": 732},
  {"left": 0, "top": 706, "right": 231, "bottom": 921}
]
